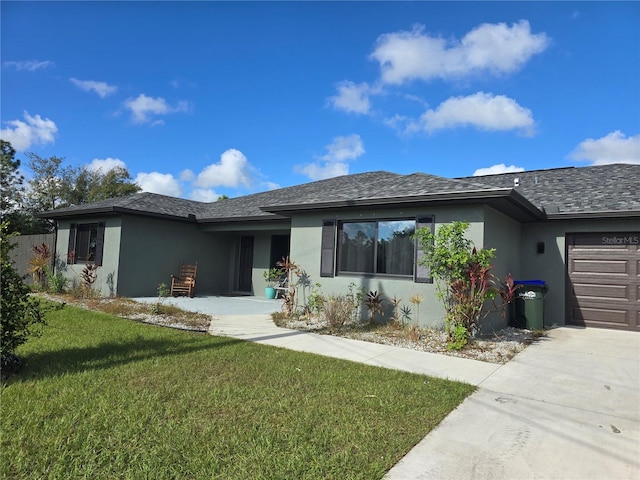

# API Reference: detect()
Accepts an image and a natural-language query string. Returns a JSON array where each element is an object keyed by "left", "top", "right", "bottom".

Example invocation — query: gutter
[
  {"left": 544, "top": 210, "right": 640, "bottom": 220},
  {"left": 197, "top": 215, "right": 290, "bottom": 224}
]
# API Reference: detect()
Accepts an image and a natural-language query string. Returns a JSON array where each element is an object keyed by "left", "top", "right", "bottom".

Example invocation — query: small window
[{"left": 67, "top": 222, "right": 105, "bottom": 265}]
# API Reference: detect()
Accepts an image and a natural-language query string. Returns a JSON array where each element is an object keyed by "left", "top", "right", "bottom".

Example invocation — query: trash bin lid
[{"left": 514, "top": 280, "right": 546, "bottom": 286}]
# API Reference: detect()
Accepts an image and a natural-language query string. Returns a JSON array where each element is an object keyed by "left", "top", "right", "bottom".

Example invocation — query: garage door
[{"left": 566, "top": 233, "right": 639, "bottom": 331}]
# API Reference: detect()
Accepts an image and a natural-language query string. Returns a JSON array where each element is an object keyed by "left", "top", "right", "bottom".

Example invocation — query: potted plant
[{"left": 263, "top": 267, "right": 282, "bottom": 299}]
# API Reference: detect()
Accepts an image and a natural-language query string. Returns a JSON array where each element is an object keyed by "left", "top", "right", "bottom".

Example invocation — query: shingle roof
[
  {"left": 198, "top": 171, "right": 497, "bottom": 220},
  {"left": 42, "top": 192, "right": 203, "bottom": 221},
  {"left": 458, "top": 164, "right": 640, "bottom": 216},
  {"left": 41, "top": 164, "right": 640, "bottom": 223}
]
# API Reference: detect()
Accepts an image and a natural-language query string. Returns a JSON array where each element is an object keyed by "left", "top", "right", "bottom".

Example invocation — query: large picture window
[
  {"left": 67, "top": 222, "right": 105, "bottom": 265},
  {"left": 338, "top": 219, "right": 416, "bottom": 276},
  {"left": 320, "top": 216, "right": 433, "bottom": 282}
]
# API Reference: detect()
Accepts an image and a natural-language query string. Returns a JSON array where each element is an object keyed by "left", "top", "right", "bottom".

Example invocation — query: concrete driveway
[{"left": 385, "top": 327, "right": 640, "bottom": 480}]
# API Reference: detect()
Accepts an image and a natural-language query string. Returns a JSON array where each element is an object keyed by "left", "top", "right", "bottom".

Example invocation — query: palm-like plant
[
  {"left": 364, "top": 291, "right": 384, "bottom": 324},
  {"left": 390, "top": 295, "right": 402, "bottom": 323},
  {"left": 276, "top": 256, "right": 300, "bottom": 316},
  {"left": 28, "top": 243, "right": 52, "bottom": 290}
]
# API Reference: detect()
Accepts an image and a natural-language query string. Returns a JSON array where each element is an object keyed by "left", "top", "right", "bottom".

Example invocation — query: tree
[
  {"left": 1, "top": 141, "right": 25, "bottom": 233},
  {"left": 1, "top": 140, "right": 23, "bottom": 215},
  {"left": 26, "top": 153, "right": 66, "bottom": 212},
  {"left": 1, "top": 221, "right": 46, "bottom": 374},
  {"left": 88, "top": 166, "right": 140, "bottom": 201},
  {"left": 60, "top": 165, "right": 140, "bottom": 205},
  {"left": 20, "top": 154, "right": 141, "bottom": 234},
  {"left": 0, "top": 141, "right": 45, "bottom": 234}
]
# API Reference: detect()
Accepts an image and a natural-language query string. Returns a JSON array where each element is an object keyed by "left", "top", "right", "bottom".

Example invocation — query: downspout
[{"left": 53, "top": 221, "right": 58, "bottom": 274}]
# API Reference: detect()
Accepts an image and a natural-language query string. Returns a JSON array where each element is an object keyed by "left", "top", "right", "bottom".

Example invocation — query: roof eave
[
  {"left": 39, "top": 206, "right": 198, "bottom": 223},
  {"left": 197, "top": 214, "right": 289, "bottom": 224},
  {"left": 260, "top": 188, "right": 544, "bottom": 222},
  {"left": 545, "top": 210, "right": 640, "bottom": 220},
  {"left": 37, "top": 206, "right": 118, "bottom": 219}
]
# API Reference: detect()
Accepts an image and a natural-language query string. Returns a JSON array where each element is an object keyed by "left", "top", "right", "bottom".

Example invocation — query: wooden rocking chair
[{"left": 170, "top": 261, "right": 198, "bottom": 297}]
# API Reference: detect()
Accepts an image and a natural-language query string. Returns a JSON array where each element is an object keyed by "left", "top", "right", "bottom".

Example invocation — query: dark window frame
[
  {"left": 67, "top": 222, "right": 105, "bottom": 266},
  {"left": 320, "top": 216, "right": 434, "bottom": 282}
]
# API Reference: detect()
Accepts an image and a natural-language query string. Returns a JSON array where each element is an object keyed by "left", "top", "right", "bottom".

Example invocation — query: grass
[{"left": 1, "top": 302, "right": 474, "bottom": 479}]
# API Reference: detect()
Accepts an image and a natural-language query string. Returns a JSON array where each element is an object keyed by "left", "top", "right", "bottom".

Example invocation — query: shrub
[
  {"left": 415, "top": 221, "right": 516, "bottom": 347},
  {"left": 45, "top": 265, "right": 68, "bottom": 294},
  {"left": 407, "top": 324, "right": 422, "bottom": 343},
  {"left": 70, "top": 263, "right": 101, "bottom": 299},
  {"left": 150, "top": 282, "right": 169, "bottom": 315},
  {"left": 27, "top": 243, "right": 52, "bottom": 291},
  {"left": 323, "top": 295, "right": 354, "bottom": 332},
  {"left": 345, "top": 282, "right": 365, "bottom": 322},
  {"left": 448, "top": 323, "right": 470, "bottom": 351},
  {"left": 307, "top": 283, "right": 325, "bottom": 315},
  {"left": 364, "top": 291, "right": 385, "bottom": 324},
  {"left": 1, "top": 222, "right": 46, "bottom": 374}
]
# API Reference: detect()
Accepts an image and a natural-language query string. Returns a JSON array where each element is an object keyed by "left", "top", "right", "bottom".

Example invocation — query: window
[
  {"left": 338, "top": 220, "right": 416, "bottom": 276},
  {"left": 321, "top": 216, "right": 433, "bottom": 282},
  {"left": 67, "top": 222, "right": 105, "bottom": 265},
  {"left": 377, "top": 220, "right": 416, "bottom": 275}
]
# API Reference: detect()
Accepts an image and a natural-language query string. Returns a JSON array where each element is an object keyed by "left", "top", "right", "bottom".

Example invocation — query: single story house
[{"left": 41, "top": 163, "right": 640, "bottom": 332}]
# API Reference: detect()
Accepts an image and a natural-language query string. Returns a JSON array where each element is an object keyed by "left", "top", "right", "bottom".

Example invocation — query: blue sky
[{"left": 2, "top": 1, "right": 639, "bottom": 201}]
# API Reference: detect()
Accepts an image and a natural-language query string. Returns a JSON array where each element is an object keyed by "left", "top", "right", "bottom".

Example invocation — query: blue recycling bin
[{"left": 512, "top": 280, "right": 548, "bottom": 330}]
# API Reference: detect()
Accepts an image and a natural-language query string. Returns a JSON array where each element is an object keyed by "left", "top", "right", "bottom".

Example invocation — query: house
[{"left": 41, "top": 163, "right": 640, "bottom": 332}]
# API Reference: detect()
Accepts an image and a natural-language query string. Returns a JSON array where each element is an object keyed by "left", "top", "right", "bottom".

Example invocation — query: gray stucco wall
[
  {"left": 55, "top": 217, "right": 122, "bottom": 296},
  {"left": 200, "top": 221, "right": 291, "bottom": 295},
  {"left": 116, "top": 215, "right": 235, "bottom": 297},
  {"left": 482, "top": 206, "right": 523, "bottom": 332},
  {"left": 519, "top": 217, "right": 640, "bottom": 328},
  {"left": 251, "top": 232, "right": 276, "bottom": 294},
  {"left": 288, "top": 205, "right": 487, "bottom": 329}
]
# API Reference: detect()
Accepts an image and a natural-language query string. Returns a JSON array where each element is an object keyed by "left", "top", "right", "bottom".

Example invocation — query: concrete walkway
[{"left": 135, "top": 295, "right": 640, "bottom": 479}]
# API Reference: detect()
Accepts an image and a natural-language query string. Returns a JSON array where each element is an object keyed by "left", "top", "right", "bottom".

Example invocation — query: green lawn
[{"left": 1, "top": 303, "right": 474, "bottom": 479}]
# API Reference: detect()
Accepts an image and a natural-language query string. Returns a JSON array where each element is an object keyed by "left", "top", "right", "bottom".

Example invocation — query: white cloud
[
  {"left": 321, "top": 134, "right": 365, "bottom": 162},
  {"left": 3, "top": 60, "right": 54, "bottom": 71},
  {"left": 261, "top": 181, "right": 281, "bottom": 191},
  {"left": 195, "top": 149, "right": 254, "bottom": 188},
  {"left": 123, "top": 94, "right": 189, "bottom": 124},
  {"left": 473, "top": 163, "right": 525, "bottom": 176},
  {"left": 296, "top": 162, "right": 350, "bottom": 181},
  {"left": 296, "top": 134, "right": 365, "bottom": 181},
  {"left": 86, "top": 158, "right": 127, "bottom": 173},
  {"left": 190, "top": 188, "right": 221, "bottom": 202},
  {"left": 134, "top": 172, "right": 182, "bottom": 197},
  {"left": 0, "top": 111, "right": 58, "bottom": 151},
  {"left": 327, "top": 81, "right": 375, "bottom": 114},
  {"left": 384, "top": 114, "right": 411, "bottom": 132},
  {"left": 569, "top": 130, "right": 640, "bottom": 165},
  {"left": 179, "top": 169, "right": 196, "bottom": 182},
  {"left": 411, "top": 92, "right": 535, "bottom": 135},
  {"left": 568, "top": 131, "right": 640, "bottom": 165},
  {"left": 70, "top": 78, "right": 117, "bottom": 98},
  {"left": 370, "top": 20, "right": 549, "bottom": 84}
]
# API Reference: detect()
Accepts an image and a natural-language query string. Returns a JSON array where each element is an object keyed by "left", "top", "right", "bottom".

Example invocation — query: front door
[{"left": 238, "top": 236, "right": 254, "bottom": 293}]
